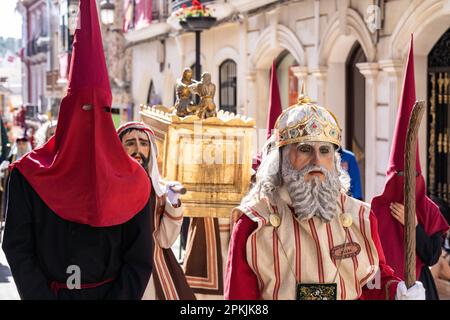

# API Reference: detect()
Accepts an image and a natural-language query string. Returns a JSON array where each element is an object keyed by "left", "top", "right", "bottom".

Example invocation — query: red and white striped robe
[
  {"left": 225, "top": 190, "right": 401, "bottom": 300},
  {"left": 142, "top": 193, "right": 195, "bottom": 300}
]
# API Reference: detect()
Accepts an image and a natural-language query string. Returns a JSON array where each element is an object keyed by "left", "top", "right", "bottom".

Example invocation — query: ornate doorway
[
  {"left": 427, "top": 28, "right": 450, "bottom": 202},
  {"left": 346, "top": 42, "right": 367, "bottom": 198}
]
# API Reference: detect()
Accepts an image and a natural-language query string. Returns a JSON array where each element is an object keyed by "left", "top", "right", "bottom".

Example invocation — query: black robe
[
  {"left": 416, "top": 224, "right": 444, "bottom": 300},
  {"left": 2, "top": 169, "right": 153, "bottom": 300}
]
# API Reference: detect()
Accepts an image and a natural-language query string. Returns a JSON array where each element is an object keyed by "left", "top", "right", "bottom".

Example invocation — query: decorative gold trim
[
  {"left": 438, "top": 73, "right": 444, "bottom": 105},
  {"left": 275, "top": 101, "right": 342, "bottom": 148},
  {"left": 444, "top": 183, "right": 448, "bottom": 203},
  {"left": 429, "top": 73, "right": 436, "bottom": 196},
  {"left": 140, "top": 104, "right": 255, "bottom": 127},
  {"left": 444, "top": 129, "right": 449, "bottom": 154},
  {"left": 444, "top": 73, "right": 449, "bottom": 104}
]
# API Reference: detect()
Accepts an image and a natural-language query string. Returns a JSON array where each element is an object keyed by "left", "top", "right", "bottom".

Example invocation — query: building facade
[
  {"left": 123, "top": 0, "right": 450, "bottom": 203},
  {"left": 0, "top": 37, "right": 22, "bottom": 121},
  {"left": 104, "top": 0, "right": 134, "bottom": 125},
  {"left": 44, "top": 0, "right": 80, "bottom": 117},
  {"left": 17, "top": 0, "right": 97, "bottom": 118},
  {"left": 17, "top": 0, "right": 49, "bottom": 116},
  {"left": 18, "top": 0, "right": 132, "bottom": 124}
]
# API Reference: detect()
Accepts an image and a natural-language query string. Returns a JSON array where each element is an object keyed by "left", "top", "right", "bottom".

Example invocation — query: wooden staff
[{"left": 404, "top": 100, "right": 425, "bottom": 288}]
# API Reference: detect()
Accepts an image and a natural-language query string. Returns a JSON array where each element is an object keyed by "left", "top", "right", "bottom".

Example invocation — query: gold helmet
[{"left": 274, "top": 93, "right": 341, "bottom": 148}]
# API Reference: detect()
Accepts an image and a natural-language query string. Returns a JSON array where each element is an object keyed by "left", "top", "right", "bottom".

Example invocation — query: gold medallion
[
  {"left": 269, "top": 213, "right": 281, "bottom": 228},
  {"left": 340, "top": 213, "right": 353, "bottom": 228}
]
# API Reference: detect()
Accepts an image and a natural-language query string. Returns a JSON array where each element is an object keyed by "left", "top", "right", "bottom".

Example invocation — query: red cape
[{"left": 11, "top": 0, "right": 150, "bottom": 227}]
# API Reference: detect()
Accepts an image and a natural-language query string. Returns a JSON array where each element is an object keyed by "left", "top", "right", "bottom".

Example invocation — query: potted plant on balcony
[{"left": 175, "top": 0, "right": 216, "bottom": 31}]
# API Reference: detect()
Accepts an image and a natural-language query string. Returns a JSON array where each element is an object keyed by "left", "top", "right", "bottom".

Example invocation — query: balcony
[
  {"left": 171, "top": 0, "right": 215, "bottom": 11},
  {"left": 227, "top": 0, "right": 278, "bottom": 13},
  {"left": 123, "top": 0, "right": 172, "bottom": 43},
  {"left": 168, "top": 0, "right": 236, "bottom": 30}
]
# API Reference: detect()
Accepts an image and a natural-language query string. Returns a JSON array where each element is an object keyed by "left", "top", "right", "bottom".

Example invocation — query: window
[{"left": 219, "top": 59, "right": 237, "bottom": 114}]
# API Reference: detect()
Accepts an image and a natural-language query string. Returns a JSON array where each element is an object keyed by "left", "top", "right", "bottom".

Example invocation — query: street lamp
[
  {"left": 178, "top": 1, "right": 216, "bottom": 84},
  {"left": 100, "top": 0, "right": 115, "bottom": 26}
]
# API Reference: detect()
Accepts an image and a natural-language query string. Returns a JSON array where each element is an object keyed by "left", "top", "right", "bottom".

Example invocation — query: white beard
[{"left": 281, "top": 161, "right": 341, "bottom": 223}]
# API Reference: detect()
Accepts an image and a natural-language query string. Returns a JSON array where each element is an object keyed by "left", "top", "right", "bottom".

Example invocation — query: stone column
[
  {"left": 239, "top": 16, "right": 249, "bottom": 116},
  {"left": 356, "top": 62, "right": 379, "bottom": 201},
  {"left": 245, "top": 70, "right": 257, "bottom": 120},
  {"left": 379, "top": 60, "right": 403, "bottom": 143},
  {"left": 290, "top": 65, "right": 309, "bottom": 94},
  {"left": 311, "top": 67, "right": 328, "bottom": 106},
  {"left": 245, "top": 70, "right": 263, "bottom": 154}
]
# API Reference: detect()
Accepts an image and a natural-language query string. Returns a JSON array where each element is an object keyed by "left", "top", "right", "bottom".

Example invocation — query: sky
[{"left": 0, "top": 0, "right": 22, "bottom": 39}]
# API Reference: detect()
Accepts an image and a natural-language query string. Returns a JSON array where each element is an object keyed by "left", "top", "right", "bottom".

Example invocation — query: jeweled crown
[{"left": 274, "top": 94, "right": 341, "bottom": 148}]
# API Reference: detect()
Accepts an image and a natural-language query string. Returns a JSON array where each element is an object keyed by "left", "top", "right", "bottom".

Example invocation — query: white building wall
[{"left": 128, "top": 0, "right": 450, "bottom": 202}]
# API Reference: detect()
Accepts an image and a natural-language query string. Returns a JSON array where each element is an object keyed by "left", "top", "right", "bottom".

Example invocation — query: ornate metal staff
[{"left": 404, "top": 100, "right": 425, "bottom": 288}]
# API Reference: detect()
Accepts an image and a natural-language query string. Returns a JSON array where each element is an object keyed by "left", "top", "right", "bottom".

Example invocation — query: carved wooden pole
[{"left": 404, "top": 100, "right": 425, "bottom": 288}]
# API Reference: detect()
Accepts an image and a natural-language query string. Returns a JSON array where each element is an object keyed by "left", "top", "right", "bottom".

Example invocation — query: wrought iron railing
[{"left": 152, "top": 0, "right": 170, "bottom": 21}]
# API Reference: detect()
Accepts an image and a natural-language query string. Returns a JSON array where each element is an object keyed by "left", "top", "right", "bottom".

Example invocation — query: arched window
[{"left": 219, "top": 59, "right": 237, "bottom": 114}]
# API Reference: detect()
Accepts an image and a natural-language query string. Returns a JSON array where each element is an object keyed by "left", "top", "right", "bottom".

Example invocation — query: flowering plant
[{"left": 175, "top": 0, "right": 214, "bottom": 22}]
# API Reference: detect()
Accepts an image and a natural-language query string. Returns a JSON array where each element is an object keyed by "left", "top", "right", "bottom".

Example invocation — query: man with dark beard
[
  {"left": 117, "top": 122, "right": 195, "bottom": 300},
  {"left": 225, "top": 95, "right": 425, "bottom": 300}
]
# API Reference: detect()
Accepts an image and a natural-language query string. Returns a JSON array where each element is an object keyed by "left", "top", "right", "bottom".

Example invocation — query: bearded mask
[
  {"left": 242, "top": 95, "right": 350, "bottom": 222},
  {"left": 281, "top": 143, "right": 343, "bottom": 223}
]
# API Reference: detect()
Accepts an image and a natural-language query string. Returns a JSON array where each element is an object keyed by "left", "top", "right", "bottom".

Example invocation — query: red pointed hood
[
  {"left": 266, "top": 60, "right": 282, "bottom": 139},
  {"left": 387, "top": 35, "right": 420, "bottom": 176},
  {"left": 11, "top": 0, "right": 150, "bottom": 227},
  {"left": 371, "top": 35, "right": 448, "bottom": 278}
]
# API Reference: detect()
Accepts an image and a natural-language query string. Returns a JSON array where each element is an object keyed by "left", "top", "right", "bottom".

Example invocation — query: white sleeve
[{"left": 154, "top": 199, "right": 183, "bottom": 249}]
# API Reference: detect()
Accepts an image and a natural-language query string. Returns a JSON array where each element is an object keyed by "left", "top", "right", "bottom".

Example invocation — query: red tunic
[{"left": 225, "top": 211, "right": 401, "bottom": 300}]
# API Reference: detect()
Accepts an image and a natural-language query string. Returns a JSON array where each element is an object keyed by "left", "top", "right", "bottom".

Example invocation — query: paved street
[{"left": 0, "top": 235, "right": 19, "bottom": 300}]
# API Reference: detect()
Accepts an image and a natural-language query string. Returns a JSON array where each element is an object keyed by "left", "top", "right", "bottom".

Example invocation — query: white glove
[
  {"left": 165, "top": 181, "right": 181, "bottom": 206},
  {"left": 395, "top": 281, "right": 426, "bottom": 300}
]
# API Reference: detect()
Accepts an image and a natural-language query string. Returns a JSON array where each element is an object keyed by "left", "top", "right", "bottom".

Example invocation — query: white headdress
[{"left": 117, "top": 122, "right": 165, "bottom": 196}]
